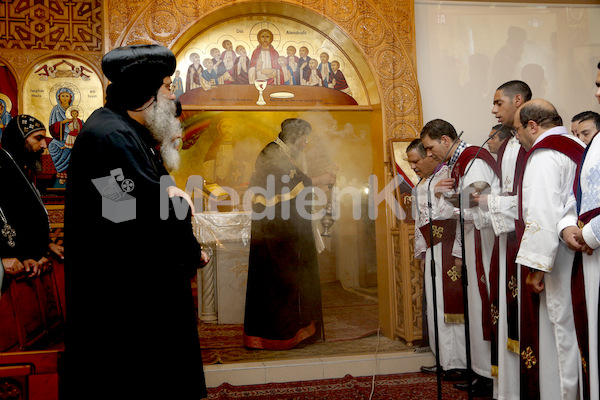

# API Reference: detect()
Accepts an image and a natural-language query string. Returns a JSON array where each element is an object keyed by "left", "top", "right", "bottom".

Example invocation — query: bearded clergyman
[
  {"left": 64, "top": 45, "right": 209, "bottom": 400},
  {"left": 0, "top": 115, "right": 64, "bottom": 291}
]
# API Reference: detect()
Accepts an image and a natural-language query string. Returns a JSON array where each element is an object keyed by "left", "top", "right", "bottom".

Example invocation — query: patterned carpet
[
  {"left": 198, "top": 327, "right": 409, "bottom": 364},
  {"left": 207, "top": 372, "right": 471, "bottom": 399},
  {"left": 197, "top": 282, "right": 389, "bottom": 364}
]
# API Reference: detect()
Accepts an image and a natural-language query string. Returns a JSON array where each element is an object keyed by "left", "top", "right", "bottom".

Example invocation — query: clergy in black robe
[
  {"left": 0, "top": 115, "right": 52, "bottom": 283},
  {"left": 243, "top": 118, "right": 333, "bottom": 350},
  {"left": 64, "top": 45, "right": 207, "bottom": 400}
]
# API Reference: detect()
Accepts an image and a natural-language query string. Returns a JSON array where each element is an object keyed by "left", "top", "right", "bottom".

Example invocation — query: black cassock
[
  {"left": 64, "top": 104, "right": 206, "bottom": 399},
  {"left": 243, "top": 141, "right": 324, "bottom": 350},
  {"left": 0, "top": 148, "right": 49, "bottom": 275}
]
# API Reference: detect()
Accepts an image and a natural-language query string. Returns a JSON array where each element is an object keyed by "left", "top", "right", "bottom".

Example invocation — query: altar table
[{"left": 192, "top": 212, "right": 251, "bottom": 324}]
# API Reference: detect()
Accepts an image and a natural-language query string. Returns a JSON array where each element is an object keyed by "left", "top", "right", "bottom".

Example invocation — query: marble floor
[
  {"left": 204, "top": 334, "right": 435, "bottom": 387},
  {"left": 200, "top": 281, "right": 434, "bottom": 387}
]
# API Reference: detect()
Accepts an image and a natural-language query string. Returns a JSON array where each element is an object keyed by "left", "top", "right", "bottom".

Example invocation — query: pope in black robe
[
  {"left": 243, "top": 118, "right": 333, "bottom": 350},
  {"left": 63, "top": 45, "right": 206, "bottom": 400}
]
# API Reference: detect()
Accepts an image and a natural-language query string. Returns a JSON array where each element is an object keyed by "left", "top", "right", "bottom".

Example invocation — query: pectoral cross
[{"left": 2, "top": 222, "right": 16, "bottom": 247}]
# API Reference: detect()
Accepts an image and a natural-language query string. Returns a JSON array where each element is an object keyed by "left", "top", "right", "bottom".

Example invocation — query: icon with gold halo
[{"left": 0, "top": 93, "right": 13, "bottom": 133}]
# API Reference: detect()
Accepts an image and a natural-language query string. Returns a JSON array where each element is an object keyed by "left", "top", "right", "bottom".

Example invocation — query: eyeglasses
[
  {"left": 162, "top": 79, "right": 174, "bottom": 93},
  {"left": 510, "top": 125, "right": 523, "bottom": 136}
]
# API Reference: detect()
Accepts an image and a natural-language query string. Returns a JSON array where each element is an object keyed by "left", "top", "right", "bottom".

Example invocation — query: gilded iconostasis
[
  {"left": 23, "top": 58, "right": 104, "bottom": 188},
  {"left": 0, "top": 0, "right": 421, "bottom": 340}
]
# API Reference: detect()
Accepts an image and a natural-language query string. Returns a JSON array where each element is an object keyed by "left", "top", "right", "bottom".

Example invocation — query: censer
[{"left": 321, "top": 184, "right": 334, "bottom": 237}]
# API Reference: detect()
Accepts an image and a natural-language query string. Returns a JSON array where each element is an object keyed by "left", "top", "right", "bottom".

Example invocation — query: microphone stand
[
  {"left": 425, "top": 130, "right": 464, "bottom": 400},
  {"left": 455, "top": 125, "right": 504, "bottom": 400}
]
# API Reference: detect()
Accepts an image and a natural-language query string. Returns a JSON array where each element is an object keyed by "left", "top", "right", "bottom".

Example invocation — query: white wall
[{"left": 415, "top": 0, "right": 600, "bottom": 145}]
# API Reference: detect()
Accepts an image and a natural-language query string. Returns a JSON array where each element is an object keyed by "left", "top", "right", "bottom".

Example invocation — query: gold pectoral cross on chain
[{"left": 2, "top": 222, "right": 16, "bottom": 247}]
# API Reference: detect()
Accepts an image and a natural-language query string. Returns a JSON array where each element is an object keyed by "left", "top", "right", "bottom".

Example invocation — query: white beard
[
  {"left": 161, "top": 138, "right": 181, "bottom": 171},
  {"left": 144, "top": 93, "right": 182, "bottom": 171}
]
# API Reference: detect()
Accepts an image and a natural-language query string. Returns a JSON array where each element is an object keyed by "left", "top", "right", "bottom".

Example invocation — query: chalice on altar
[{"left": 254, "top": 79, "right": 267, "bottom": 105}]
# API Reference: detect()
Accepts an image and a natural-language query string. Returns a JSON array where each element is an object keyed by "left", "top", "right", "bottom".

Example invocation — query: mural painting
[
  {"left": 23, "top": 58, "right": 103, "bottom": 191},
  {"left": 0, "top": 93, "right": 14, "bottom": 136},
  {"left": 0, "top": 65, "right": 19, "bottom": 139},
  {"left": 176, "top": 18, "right": 364, "bottom": 107}
]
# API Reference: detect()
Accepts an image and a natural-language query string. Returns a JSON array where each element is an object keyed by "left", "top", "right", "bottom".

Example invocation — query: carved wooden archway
[{"left": 107, "top": 0, "right": 421, "bottom": 137}]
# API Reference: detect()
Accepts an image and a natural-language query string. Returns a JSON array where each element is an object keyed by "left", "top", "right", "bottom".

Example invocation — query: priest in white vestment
[
  {"left": 480, "top": 79, "right": 532, "bottom": 400},
  {"left": 556, "top": 66, "right": 600, "bottom": 400},
  {"left": 559, "top": 134, "right": 600, "bottom": 400},
  {"left": 514, "top": 99, "right": 584, "bottom": 400},
  {"left": 421, "top": 119, "right": 500, "bottom": 397},
  {"left": 482, "top": 134, "right": 523, "bottom": 400},
  {"left": 407, "top": 139, "right": 467, "bottom": 376}
]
